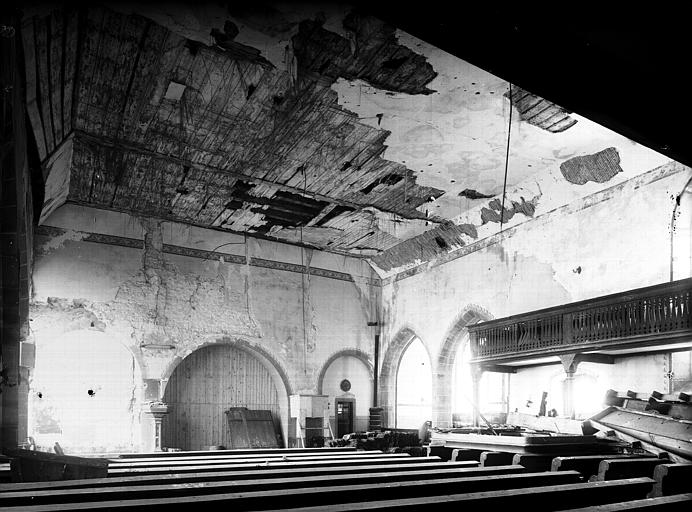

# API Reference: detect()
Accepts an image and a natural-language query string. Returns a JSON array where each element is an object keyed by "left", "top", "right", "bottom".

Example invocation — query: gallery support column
[
  {"left": 559, "top": 354, "right": 579, "bottom": 419},
  {"left": 470, "top": 364, "right": 484, "bottom": 427}
]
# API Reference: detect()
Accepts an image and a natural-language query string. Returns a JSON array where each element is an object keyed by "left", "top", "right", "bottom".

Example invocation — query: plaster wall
[
  {"left": 321, "top": 355, "right": 373, "bottom": 433},
  {"left": 381, "top": 163, "right": 692, "bottom": 425},
  {"left": 28, "top": 205, "right": 376, "bottom": 452}
]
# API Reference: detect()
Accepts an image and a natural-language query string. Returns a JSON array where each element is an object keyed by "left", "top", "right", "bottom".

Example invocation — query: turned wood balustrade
[{"left": 468, "top": 278, "right": 692, "bottom": 364}]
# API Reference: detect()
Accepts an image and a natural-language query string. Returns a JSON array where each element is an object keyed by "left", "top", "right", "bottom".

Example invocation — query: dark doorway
[{"left": 335, "top": 398, "right": 355, "bottom": 437}]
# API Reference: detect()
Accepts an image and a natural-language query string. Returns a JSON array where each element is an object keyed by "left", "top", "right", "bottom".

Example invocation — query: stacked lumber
[{"left": 605, "top": 389, "right": 692, "bottom": 420}]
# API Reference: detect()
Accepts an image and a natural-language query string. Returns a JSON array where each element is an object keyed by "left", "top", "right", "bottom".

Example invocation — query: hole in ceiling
[{"left": 434, "top": 236, "right": 448, "bottom": 249}]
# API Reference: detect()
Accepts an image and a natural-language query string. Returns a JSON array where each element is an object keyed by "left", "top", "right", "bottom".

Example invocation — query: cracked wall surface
[
  {"left": 377, "top": 163, "right": 691, "bottom": 425},
  {"left": 29, "top": 205, "right": 376, "bottom": 451}
]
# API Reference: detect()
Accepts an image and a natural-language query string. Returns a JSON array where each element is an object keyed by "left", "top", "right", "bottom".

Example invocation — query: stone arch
[
  {"left": 161, "top": 337, "right": 293, "bottom": 448},
  {"left": 316, "top": 348, "right": 373, "bottom": 395},
  {"left": 378, "top": 326, "right": 431, "bottom": 428},
  {"left": 433, "top": 305, "right": 494, "bottom": 427},
  {"left": 28, "top": 328, "right": 144, "bottom": 453},
  {"left": 28, "top": 303, "right": 147, "bottom": 379}
]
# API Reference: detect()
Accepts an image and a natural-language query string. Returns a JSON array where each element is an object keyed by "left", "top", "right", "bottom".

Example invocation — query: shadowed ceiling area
[{"left": 21, "top": 2, "right": 676, "bottom": 265}]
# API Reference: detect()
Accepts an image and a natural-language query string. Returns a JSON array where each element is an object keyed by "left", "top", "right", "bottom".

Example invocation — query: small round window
[{"left": 340, "top": 379, "right": 351, "bottom": 392}]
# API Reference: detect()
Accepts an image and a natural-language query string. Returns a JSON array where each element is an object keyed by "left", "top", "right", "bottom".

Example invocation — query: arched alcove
[
  {"left": 435, "top": 306, "right": 493, "bottom": 427},
  {"left": 162, "top": 342, "right": 291, "bottom": 450},
  {"left": 395, "top": 337, "right": 432, "bottom": 428},
  {"left": 29, "top": 329, "right": 142, "bottom": 454},
  {"left": 378, "top": 327, "right": 418, "bottom": 427},
  {"left": 317, "top": 349, "right": 373, "bottom": 434}
]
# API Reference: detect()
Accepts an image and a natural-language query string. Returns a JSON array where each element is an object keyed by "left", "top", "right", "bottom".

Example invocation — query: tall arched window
[
  {"left": 395, "top": 337, "right": 432, "bottom": 428},
  {"left": 452, "top": 339, "right": 509, "bottom": 425}
]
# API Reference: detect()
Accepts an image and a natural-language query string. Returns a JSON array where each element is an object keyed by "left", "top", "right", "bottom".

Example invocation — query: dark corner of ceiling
[
  {"left": 16, "top": 23, "right": 45, "bottom": 224},
  {"left": 362, "top": 2, "right": 692, "bottom": 169}
]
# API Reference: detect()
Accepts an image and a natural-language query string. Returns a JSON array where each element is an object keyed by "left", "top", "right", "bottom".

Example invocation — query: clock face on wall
[{"left": 340, "top": 379, "right": 351, "bottom": 392}]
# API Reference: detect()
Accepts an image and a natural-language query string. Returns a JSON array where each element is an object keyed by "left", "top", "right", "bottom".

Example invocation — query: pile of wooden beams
[
  {"left": 0, "top": 446, "right": 689, "bottom": 510},
  {"left": 605, "top": 389, "right": 691, "bottom": 420}
]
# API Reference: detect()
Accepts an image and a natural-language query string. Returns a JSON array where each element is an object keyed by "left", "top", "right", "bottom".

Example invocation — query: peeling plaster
[
  {"left": 560, "top": 147, "right": 623, "bottom": 185},
  {"left": 37, "top": 229, "right": 88, "bottom": 254}
]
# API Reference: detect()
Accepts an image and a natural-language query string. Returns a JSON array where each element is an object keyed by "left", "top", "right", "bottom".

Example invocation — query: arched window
[{"left": 395, "top": 337, "right": 432, "bottom": 428}]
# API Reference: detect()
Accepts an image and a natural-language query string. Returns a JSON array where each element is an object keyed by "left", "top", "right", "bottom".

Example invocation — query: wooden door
[
  {"left": 336, "top": 399, "right": 354, "bottom": 437},
  {"left": 162, "top": 344, "right": 281, "bottom": 451}
]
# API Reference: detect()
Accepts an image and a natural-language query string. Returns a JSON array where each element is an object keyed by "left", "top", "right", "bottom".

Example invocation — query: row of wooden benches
[{"left": 0, "top": 447, "right": 689, "bottom": 510}]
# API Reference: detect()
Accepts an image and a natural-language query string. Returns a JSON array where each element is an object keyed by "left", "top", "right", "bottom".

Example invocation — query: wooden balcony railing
[{"left": 468, "top": 278, "right": 692, "bottom": 363}]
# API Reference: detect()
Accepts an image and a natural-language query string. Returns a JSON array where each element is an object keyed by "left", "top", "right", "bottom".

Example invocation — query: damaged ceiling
[{"left": 22, "top": 2, "right": 674, "bottom": 265}]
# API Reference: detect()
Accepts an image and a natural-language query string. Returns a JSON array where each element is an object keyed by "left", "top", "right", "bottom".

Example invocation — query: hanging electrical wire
[
  {"left": 300, "top": 166, "right": 308, "bottom": 374},
  {"left": 500, "top": 83, "right": 513, "bottom": 234}
]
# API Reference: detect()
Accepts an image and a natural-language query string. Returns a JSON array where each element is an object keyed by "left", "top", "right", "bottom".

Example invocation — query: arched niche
[
  {"left": 29, "top": 329, "right": 143, "bottom": 454},
  {"left": 436, "top": 305, "right": 493, "bottom": 427},
  {"left": 395, "top": 336, "right": 432, "bottom": 428},
  {"left": 317, "top": 349, "right": 373, "bottom": 434},
  {"left": 377, "top": 327, "right": 418, "bottom": 427},
  {"left": 161, "top": 340, "right": 291, "bottom": 450}
]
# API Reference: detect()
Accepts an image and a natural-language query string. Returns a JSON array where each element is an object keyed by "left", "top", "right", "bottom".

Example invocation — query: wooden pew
[
  {"left": 256, "top": 479, "right": 659, "bottom": 512},
  {"left": 512, "top": 453, "right": 556, "bottom": 472},
  {"left": 116, "top": 447, "right": 358, "bottom": 458},
  {"left": 0, "top": 466, "right": 549, "bottom": 507},
  {"left": 108, "top": 455, "right": 444, "bottom": 476},
  {"left": 552, "top": 454, "right": 658, "bottom": 479},
  {"left": 107, "top": 449, "right": 391, "bottom": 465},
  {"left": 449, "top": 448, "right": 485, "bottom": 461},
  {"left": 561, "top": 493, "right": 692, "bottom": 511},
  {"left": 6, "top": 450, "right": 108, "bottom": 482},
  {"left": 649, "top": 464, "right": 692, "bottom": 497},
  {"left": 480, "top": 451, "right": 515, "bottom": 466},
  {"left": 0, "top": 460, "right": 487, "bottom": 493},
  {"left": 596, "top": 458, "right": 671, "bottom": 481},
  {"left": 107, "top": 452, "right": 413, "bottom": 471}
]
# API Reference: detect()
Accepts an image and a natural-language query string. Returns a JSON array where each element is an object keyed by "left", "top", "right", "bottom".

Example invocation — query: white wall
[{"left": 381, "top": 162, "right": 692, "bottom": 422}]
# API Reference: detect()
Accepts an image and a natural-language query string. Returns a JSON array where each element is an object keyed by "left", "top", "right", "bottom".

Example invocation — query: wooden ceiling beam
[{"left": 73, "top": 130, "right": 443, "bottom": 224}]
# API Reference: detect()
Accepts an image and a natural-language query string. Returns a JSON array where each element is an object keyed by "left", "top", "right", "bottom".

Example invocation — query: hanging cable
[
  {"left": 500, "top": 83, "right": 513, "bottom": 234},
  {"left": 300, "top": 167, "right": 308, "bottom": 374}
]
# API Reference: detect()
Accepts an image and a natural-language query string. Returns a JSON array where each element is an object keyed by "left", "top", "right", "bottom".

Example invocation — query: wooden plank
[
  {"left": 117, "top": 447, "right": 357, "bottom": 458},
  {"left": 61, "top": 7, "right": 78, "bottom": 137},
  {"left": 162, "top": 344, "right": 280, "bottom": 451},
  {"left": 21, "top": 17, "right": 48, "bottom": 160},
  {"left": 562, "top": 494, "right": 692, "bottom": 511},
  {"left": 512, "top": 453, "right": 556, "bottom": 472},
  {"left": 480, "top": 451, "right": 516, "bottom": 467},
  {"left": 598, "top": 458, "right": 671, "bottom": 481},
  {"left": 552, "top": 454, "right": 658, "bottom": 479},
  {"left": 650, "top": 463, "right": 692, "bottom": 497},
  {"left": 6, "top": 450, "right": 108, "bottom": 483},
  {"left": 108, "top": 455, "right": 441, "bottom": 475},
  {"left": 2, "top": 478, "right": 655, "bottom": 511},
  {"left": 0, "top": 467, "right": 552, "bottom": 506},
  {"left": 108, "top": 452, "right": 413, "bottom": 469},
  {"left": 34, "top": 14, "right": 56, "bottom": 154},
  {"left": 48, "top": 9, "right": 64, "bottom": 143},
  {"left": 108, "top": 450, "right": 388, "bottom": 463},
  {"left": 0, "top": 471, "right": 584, "bottom": 509},
  {"left": 0, "top": 461, "right": 481, "bottom": 493}
]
